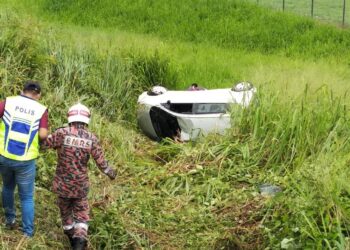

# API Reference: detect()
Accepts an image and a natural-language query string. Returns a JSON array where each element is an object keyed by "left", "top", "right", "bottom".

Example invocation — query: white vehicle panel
[{"left": 137, "top": 83, "right": 256, "bottom": 141}]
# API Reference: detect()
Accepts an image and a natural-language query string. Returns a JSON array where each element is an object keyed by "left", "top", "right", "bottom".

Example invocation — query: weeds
[{"left": 1, "top": 4, "right": 350, "bottom": 250}]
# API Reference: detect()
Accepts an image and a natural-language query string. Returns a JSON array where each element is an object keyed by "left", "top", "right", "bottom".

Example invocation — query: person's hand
[{"left": 107, "top": 168, "right": 116, "bottom": 180}]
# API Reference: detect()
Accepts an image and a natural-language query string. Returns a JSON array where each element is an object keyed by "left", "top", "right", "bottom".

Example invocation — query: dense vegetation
[
  {"left": 1, "top": 0, "right": 350, "bottom": 249},
  {"left": 41, "top": 0, "right": 350, "bottom": 58}
]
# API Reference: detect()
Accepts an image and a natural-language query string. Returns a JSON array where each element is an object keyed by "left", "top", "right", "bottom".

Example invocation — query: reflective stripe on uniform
[
  {"left": 0, "top": 96, "right": 47, "bottom": 161},
  {"left": 74, "top": 222, "right": 88, "bottom": 231},
  {"left": 63, "top": 223, "right": 75, "bottom": 231}
]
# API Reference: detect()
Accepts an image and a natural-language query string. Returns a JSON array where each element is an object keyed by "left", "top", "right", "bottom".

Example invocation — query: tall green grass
[
  {"left": 0, "top": 12, "right": 178, "bottom": 249},
  {"left": 1, "top": 2, "right": 350, "bottom": 249},
  {"left": 247, "top": 0, "right": 350, "bottom": 25},
  {"left": 0, "top": 12, "right": 179, "bottom": 122},
  {"left": 4, "top": 0, "right": 350, "bottom": 94},
  {"left": 40, "top": 0, "right": 350, "bottom": 59},
  {"left": 152, "top": 86, "right": 350, "bottom": 248}
]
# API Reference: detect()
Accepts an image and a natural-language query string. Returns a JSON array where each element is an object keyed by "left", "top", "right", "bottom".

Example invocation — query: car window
[
  {"left": 193, "top": 103, "right": 228, "bottom": 114},
  {"left": 162, "top": 103, "right": 228, "bottom": 114},
  {"left": 161, "top": 103, "right": 193, "bottom": 114}
]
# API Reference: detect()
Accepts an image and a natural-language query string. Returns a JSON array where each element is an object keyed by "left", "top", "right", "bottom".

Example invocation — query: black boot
[
  {"left": 64, "top": 229, "right": 74, "bottom": 247},
  {"left": 72, "top": 237, "right": 87, "bottom": 250}
]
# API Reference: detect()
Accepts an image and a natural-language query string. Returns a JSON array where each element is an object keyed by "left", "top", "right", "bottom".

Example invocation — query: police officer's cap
[{"left": 23, "top": 81, "right": 41, "bottom": 94}]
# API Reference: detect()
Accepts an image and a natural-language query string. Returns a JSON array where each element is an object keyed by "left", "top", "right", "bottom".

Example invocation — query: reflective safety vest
[{"left": 0, "top": 95, "right": 47, "bottom": 161}]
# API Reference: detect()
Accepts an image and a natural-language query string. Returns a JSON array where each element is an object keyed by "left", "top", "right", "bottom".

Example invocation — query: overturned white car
[{"left": 137, "top": 82, "right": 256, "bottom": 141}]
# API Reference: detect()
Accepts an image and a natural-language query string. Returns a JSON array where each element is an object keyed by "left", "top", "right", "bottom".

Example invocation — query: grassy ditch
[
  {"left": 150, "top": 86, "right": 350, "bottom": 248},
  {"left": 0, "top": 12, "right": 173, "bottom": 249},
  {"left": 1, "top": 3, "right": 350, "bottom": 250}
]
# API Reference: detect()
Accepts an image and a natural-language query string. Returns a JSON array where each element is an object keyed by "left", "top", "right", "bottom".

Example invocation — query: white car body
[{"left": 137, "top": 84, "right": 256, "bottom": 141}]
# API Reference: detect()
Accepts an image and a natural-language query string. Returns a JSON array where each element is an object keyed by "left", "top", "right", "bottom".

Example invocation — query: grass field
[
  {"left": 246, "top": 0, "right": 350, "bottom": 25},
  {"left": 1, "top": 0, "right": 350, "bottom": 249}
]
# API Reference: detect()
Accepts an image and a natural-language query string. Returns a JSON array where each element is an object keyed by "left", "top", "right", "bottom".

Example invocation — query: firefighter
[{"left": 41, "top": 103, "right": 116, "bottom": 250}]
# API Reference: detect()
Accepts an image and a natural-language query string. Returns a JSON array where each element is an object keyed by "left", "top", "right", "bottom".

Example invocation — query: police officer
[{"left": 0, "top": 81, "right": 48, "bottom": 237}]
